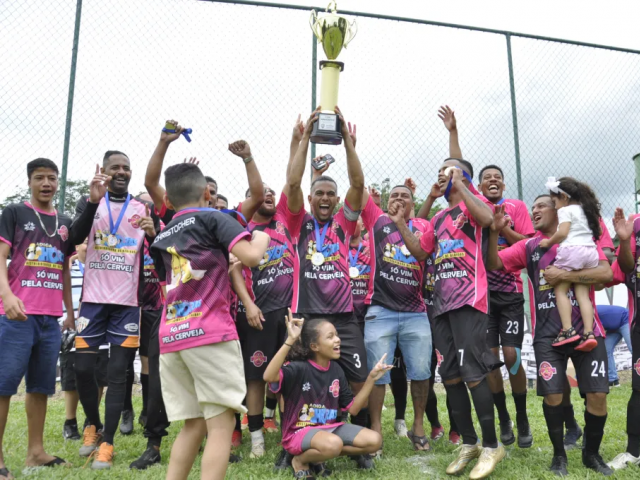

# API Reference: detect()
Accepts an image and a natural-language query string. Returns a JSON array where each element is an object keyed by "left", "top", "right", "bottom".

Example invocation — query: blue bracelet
[{"left": 162, "top": 127, "right": 193, "bottom": 142}]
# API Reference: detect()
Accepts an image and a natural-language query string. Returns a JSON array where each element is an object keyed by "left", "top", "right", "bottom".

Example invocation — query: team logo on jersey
[
  {"left": 531, "top": 252, "right": 540, "bottom": 262},
  {"left": 383, "top": 243, "right": 419, "bottom": 268},
  {"left": 435, "top": 349, "right": 443, "bottom": 367},
  {"left": 275, "top": 221, "right": 285, "bottom": 235},
  {"left": 258, "top": 244, "right": 290, "bottom": 270},
  {"left": 25, "top": 243, "right": 64, "bottom": 269},
  {"left": 250, "top": 351, "right": 267, "bottom": 367},
  {"left": 129, "top": 214, "right": 141, "bottom": 228},
  {"left": 167, "top": 246, "right": 205, "bottom": 290},
  {"left": 538, "top": 270, "right": 551, "bottom": 291},
  {"left": 23, "top": 222, "right": 35, "bottom": 232},
  {"left": 302, "top": 382, "right": 311, "bottom": 391},
  {"left": 124, "top": 323, "right": 139, "bottom": 333},
  {"left": 57, "top": 225, "right": 69, "bottom": 241},
  {"left": 306, "top": 240, "right": 339, "bottom": 263},
  {"left": 166, "top": 299, "right": 203, "bottom": 323},
  {"left": 329, "top": 379, "right": 340, "bottom": 398},
  {"left": 93, "top": 229, "right": 137, "bottom": 252},
  {"left": 143, "top": 254, "right": 155, "bottom": 269},
  {"left": 76, "top": 316, "right": 89, "bottom": 333},
  {"left": 299, "top": 404, "right": 315, "bottom": 422},
  {"left": 635, "top": 358, "right": 640, "bottom": 377},
  {"left": 435, "top": 239, "right": 465, "bottom": 264},
  {"left": 539, "top": 361, "right": 557, "bottom": 381},
  {"left": 425, "top": 273, "right": 435, "bottom": 290},
  {"left": 383, "top": 226, "right": 391, "bottom": 235},
  {"left": 453, "top": 213, "right": 468, "bottom": 229}
]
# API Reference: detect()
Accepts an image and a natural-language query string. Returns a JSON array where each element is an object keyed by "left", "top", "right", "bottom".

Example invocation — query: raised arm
[
  {"left": 287, "top": 114, "right": 305, "bottom": 181},
  {"left": 228, "top": 140, "right": 265, "bottom": 220},
  {"left": 285, "top": 108, "right": 319, "bottom": 213},
  {"left": 337, "top": 108, "right": 364, "bottom": 211},
  {"left": 263, "top": 309, "right": 303, "bottom": 383},
  {"left": 388, "top": 202, "right": 431, "bottom": 262},
  {"left": 500, "top": 225, "right": 529, "bottom": 245},
  {"left": 487, "top": 205, "right": 510, "bottom": 271},
  {"left": 69, "top": 165, "right": 110, "bottom": 245},
  {"left": 613, "top": 208, "right": 635, "bottom": 274},
  {"left": 451, "top": 169, "right": 493, "bottom": 227},
  {"left": 347, "top": 353, "right": 392, "bottom": 416},
  {"left": 416, "top": 182, "right": 443, "bottom": 220},
  {"left": 438, "top": 105, "right": 462, "bottom": 159}
]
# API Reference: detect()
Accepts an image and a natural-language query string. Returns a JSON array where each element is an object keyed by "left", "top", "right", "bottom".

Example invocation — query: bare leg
[
  {"left": 503, "top": 347, "right": 527, "bottom": 394},
  {"left": 166, "top": 418, "right": 207, "bottom": 480},
  {"left": 291, "top": 432, "right": 343, "bottom": 472},
  {"left": 24, "top": 393, "right": 56, "bottom": 466},
  {"left": 368, "top": 385, "right": 386, "bottom": 435},
  {"left": 410, "top": 379, "right": 428, "bottom": 441},
  {"left": 574, "top": 284, "right": 594, "bottom": 333},
  {"left": 554, "top": 282, "right": 573, "bottom": 331},
  {"left": 140, "top": 356, "right": 149, "bottom": 376},
  {"left": 246, "top": 380, "right": 266, "bottom": 416},
  {"left": 340, "top": 429, "right": 382, "bottom": 456},
  {"left": 0, "top": 396, "right": 10, "bottom": 474},
  {"left": 65, "top": 391, "right": 79, "bottom": 420},
  {"left": 201, "top": 409, "right": 235, "bottom": 480}
]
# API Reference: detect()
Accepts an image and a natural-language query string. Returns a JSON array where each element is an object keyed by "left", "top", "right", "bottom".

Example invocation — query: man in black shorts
[{"left": 488, "top": 194, "right": 613, "bottom": 476}]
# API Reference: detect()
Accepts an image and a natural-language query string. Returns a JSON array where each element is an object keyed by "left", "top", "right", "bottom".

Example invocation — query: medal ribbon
[
  {"left": 162, "top": 126, "right": 193, "bottom": 142},
  {"left": 444, "top": 168, "right": 477, "bottom": 201},
  {"left": 314, "top": 218, "right": 330, "bottom": 255},
  {"left": 105, "top": 192, "right": 131, "bottom": 235},
  {"left": 78, "top": 260, "right": 85, "bottom": 275},
  {"left": 348, "top": 242, "right": 363, "bottom": 268}
]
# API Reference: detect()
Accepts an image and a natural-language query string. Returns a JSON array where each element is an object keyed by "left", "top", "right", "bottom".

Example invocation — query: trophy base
[{"left": 310, "top": 113, "right": 342, "bottom": 145}]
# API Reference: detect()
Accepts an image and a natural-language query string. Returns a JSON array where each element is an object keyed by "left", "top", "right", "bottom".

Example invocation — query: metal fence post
[
  {"left": 505, "top": 33, "right": 523, "bottom": 201},
  {"left": 310, "top": 32, "right": 317, "bottom": 164},
  {"left": 59, "top": 0, "right": 83, "bottom": 214}
]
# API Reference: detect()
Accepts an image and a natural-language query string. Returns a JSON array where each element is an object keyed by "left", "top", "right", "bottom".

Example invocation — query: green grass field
[{"left": 2, "top": 380, "right": 639, "bottom": 479}]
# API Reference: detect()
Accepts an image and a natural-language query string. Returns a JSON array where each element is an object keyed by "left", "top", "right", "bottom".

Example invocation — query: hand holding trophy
[{"left": 309, "top": 2, "right": 357, "bottom": 145}]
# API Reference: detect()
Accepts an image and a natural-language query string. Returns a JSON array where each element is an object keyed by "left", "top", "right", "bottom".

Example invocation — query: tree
[
  {"left": 0, "top": 179, "right": 90, "bottom": 214},
  {"left": 413, "top": 199, "right": 443, "bottom": 219}
]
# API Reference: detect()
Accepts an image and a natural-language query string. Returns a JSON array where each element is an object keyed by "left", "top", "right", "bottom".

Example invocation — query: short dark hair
[
  {"left": 391, "top": 185, "right": 414, "bottom": 199},
  {"left": 478, "top": 164, "right": 504, "bottom": 181},
  {"left": 533, "top": 194, "right": 552, "bottom": 203},
  {"left": 103, "top": 150, "right": 129, "bottom": 167},
  {"left": 27, "top": 158, "right": 59, "bottom": 180},
  {"left": 217, "top": 194, "right": 228, "bottom": 204},
  {"left": 445, "top": 157, "right": 474, "bottom": 178},
  {"left": 311, "top": 175, "right": 338, "bottom": 192},
  {"left": 204, "top": 176, "right": 217, "bottom": 187},
  {"left": 165, "top": 163, "right": 207, "bottom": 209}
]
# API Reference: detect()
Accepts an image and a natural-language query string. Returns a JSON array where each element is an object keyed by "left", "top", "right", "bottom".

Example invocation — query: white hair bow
[{"left": 545, "top": 177, "right": 571, "bottom": 198}]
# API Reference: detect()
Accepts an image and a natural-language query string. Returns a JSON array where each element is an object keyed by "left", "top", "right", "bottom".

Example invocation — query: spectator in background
[
  {"left": 216, "top": 194, "right": 228, "bottom": 210},
  {"left": 598, "top": 304, "right": 632, "bottom": 387}
]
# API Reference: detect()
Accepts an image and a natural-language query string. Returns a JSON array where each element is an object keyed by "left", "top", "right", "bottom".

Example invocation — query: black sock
[
  {"left": 74, "top": 352, "right": 103, "bottom": 430},
  {"left": 140, "top": 373, "right": 149, "bottom": 416},
  {"left": 124, "top": 362, "right": 134, "bottom": 411},
  {"left": 248, "top": 414, "right": 264, "bottom": 433},
  {"left": 513, "top": 391, "right": 529, "bottom": 426},
  {"left": 563, "top": 405, "right": 579, "bottom": 431},
  {"left": 543, "top": 402, "right": 566, "bottom": 458},
  {"left": 351, "top": 408, "right": 368, "bottom": 427},
  {"left": 446, "top": 396, "right": 459, "bottom": 433},
  {"left": 64, "top": 418, "right": 77, "bottom": 426},
  {"left": 425, "top": 387, "right": 441, "bottom": 428},
  {"left": 444, "top": 382, "right": 477, "bottom": 445},
  {"left": 265, "top": 396, "right": 278, "bottom": 416},
  {"left": 469, "top": 379, "right": 498, "bottom": 448},
  {"left": 493, "top": 390, "right": 511, "bottom": 424},
  {"left": 103, "top": 346, "right": 136, "bottom": 444},
  {"left": 627, "top": 390, "right": 640, "bottom": 457},
  {"left": 390, "top": 360, "right": 408, "bottom": 420},
  {"left": 234, "top": 413, "right": 241, "bottom": 432},
  {"left": 584, "top": 410, "right": 607, "bottom": 455}
]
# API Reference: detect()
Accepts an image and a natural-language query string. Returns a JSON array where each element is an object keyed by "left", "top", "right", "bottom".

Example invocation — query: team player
[
  {"left": 0, "top": 159, "right": 75, "bottom": 477},
  {"left": 604, "top": 208, "right": 640, "bottom": 470},
  {"left": 69, "top": 153, "right": 158, "bottom": 469},
  {"left": 349, "top": 217, "right": 370, "bottom": 333},
  {"left": 150, "top": 162, "right": 269, "bottom": 480},
  {"left": 488, "top": 194, "right": 613, "bottom": 476},
  {"left": 397, "top": 159, "right": 505, "bottom": 479}
]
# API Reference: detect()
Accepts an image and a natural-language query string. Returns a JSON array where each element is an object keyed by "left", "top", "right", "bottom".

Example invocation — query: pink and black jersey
[
  {"left": 487, "top": 198, "right": 534, "bottom": 293},
  {"left": 269, "top": 360, "right": 354, "bottom": 455},
  {"left": 598, "top": 217, "right": 614, "bottom": 251},
  {"left": 142, "top": 238, "right": 163, "bottom": 311},
  {"left": 423, "top": 254, "right": 436, "bottom": 319},
  {"left": 151, "top": 208, "right": 250, "bottom": 354},
  {"left": 285, "top": 195, "right": 357, "bottom": 314},
  {"left": 499, "top": 232, "right": 607, "bottom": 342},
  {"left": 430, "top": 202, "right": 489, "bottom": 317},
  {"left": 609, "top": 214, "right": 640, "bottom": 327},
  {"left": 361, "top": 197, "right": 434, "bottom": 312},
  {"left": 349, "top": 241, "right": 371, "bottom": 320},
  {"left": 247, "top": 193, "right": 295, "bottom": 313},
  {"left": 0, "top": 202, "right": 74, "bottom": 316}
]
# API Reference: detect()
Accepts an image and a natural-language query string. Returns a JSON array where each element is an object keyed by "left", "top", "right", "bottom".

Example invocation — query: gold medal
[
  {"left": 349, "top": 267, "right": 359, "bottom": 279},
  {"left": 107, "top": 234, "right": 118, "bottom": 247},
  {"left": 311, "top": 252, "right": 325, "bottom": 266},
  {"left": 400, "top": 245, "right": 410, "bottom": 256}
]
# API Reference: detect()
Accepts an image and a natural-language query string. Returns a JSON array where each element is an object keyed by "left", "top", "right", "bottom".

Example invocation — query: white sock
[
  {"left": 251, "top": 430, "right": 264, "bottom": 444},
  {"left": 265, "top": 408, "right": 275, "bottom": 418}
]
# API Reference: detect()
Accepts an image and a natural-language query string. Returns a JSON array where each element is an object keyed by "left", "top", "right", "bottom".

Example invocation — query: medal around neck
[
  {"left": 349, "top": 266, "right": 359, "bottom": 278},
  {"left": 312, "top": 252, "right": 325, "bottom": 266}
]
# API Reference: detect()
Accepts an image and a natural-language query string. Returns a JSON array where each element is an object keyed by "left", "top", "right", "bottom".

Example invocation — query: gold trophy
[{"left": 309, "top": 2, "right": 357, "bottom": 145}]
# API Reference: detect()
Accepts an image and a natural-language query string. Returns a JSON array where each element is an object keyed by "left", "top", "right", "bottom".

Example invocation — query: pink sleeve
[
  {"left": 361, "top": 196, "right": 382, "bottom": 231},
  {"left": 514, "top": 201, "right": 535, "bottom": 236},
  {"left": 283, "top": 192, "right": 306, "bottom": 240},
  {"left": 608, "top": 260, "right": 627, "bottom": 286},
  {"left": 228, "top": 231, "right": 252, "bottom": 252},
  {"left": 596, "top": 245, "right": 607, "bottom": 262},
  {"left": 418, "top": 220, "right": 435, "bottom": 254},
  {"left": 598, "top": 218, "right": 614, "bottom": 250},
  {"left": 498, "top": 240, "right": 527, "bottom": 273},
  {"left": 0, "top": 236, "right": 12, "bottom": 247}
]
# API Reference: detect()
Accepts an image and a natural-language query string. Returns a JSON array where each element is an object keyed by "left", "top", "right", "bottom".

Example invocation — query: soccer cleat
[
  {"left": 231, "top": 430, "right": 242, "bottom": 448},
  {"left": 79, "top": 425, "right": 103, "bottom": 457},
  {"left": 129, "top": 446, "right": 161, "bottom": 470},
  {"left": 607, "top": 452, "right": 640, "bottom": 470},
  {"left": 582, "top": 451, "right": 613, "bottom": 476},
  {"left": 63, "top": 422, "right": 81, "bottom": 441},
  {"left": 264, "top": 417, "right": 279, "bottom": 433},
  {"left": 229, "top": 453, "right": 241, "bottom": 463},
  {"left": 120, "top": 409, "right": 134, "bottom": 435},
  {"left": 92, "top": 442, "right": 115, "bottom": 470},
  {"left": 609, "top": 380, "right": 620, "bottom": 388},
  {"left": 241, "top": 413, "right": 249, "bottom": 430},
  {"left": 564, "top": 425, "right": 583, "bottom": 450},
  {"left": 469, "top": 445, "right": 506, "bottom": 480},
  {"left": 250, "top": 441, "right": 265, "bottom": 459},
  {"left": 274, "top": 448, "right": 292, "bottom": 471},
  {"left": 350, "top": 454, "right": 375, "bottom": 470},
  {"left": 500, "top": 420, "right": 516, "bottom": 446},
  {"left": 445, "top": 444, "right": 482, "bottom": 475},
  {"left": 394, "top": 419, "right": 408, "bottom": 438},
  {"left": 517, "top": 420, "right": 534, "bottom": 448},
  {"left": 431, "top": 425, "right": 445, "bottom": 441},
  {"left": 549, "top": 455, "right": 568, "bottom": 476},
  {"left": 449, "top": 431, "right": 461, "bottom": 445}
]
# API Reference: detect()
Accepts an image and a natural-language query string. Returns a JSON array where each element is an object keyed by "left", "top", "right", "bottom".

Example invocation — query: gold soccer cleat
[
  {"left": 446, "top": 443, "right": 482, "bottom": 475},
  {"left": 469, "top": 445, "right": 506, "bottom": 480}
]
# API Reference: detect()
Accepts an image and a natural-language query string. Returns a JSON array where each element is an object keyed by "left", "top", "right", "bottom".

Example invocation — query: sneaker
[
  {"left": 231, "top": 430, "right": 242, "bottom": 448},
  {"left": 394, "top": 419, "right": 408, "bottom": 437},
  {"left": 264, "top": 417, "right": 279, "bottom": 433},
  {"left": 120, "top": 409, "right": 134, "bottom": 435},
  {"left": 92, "top": 442, "right": 115, "bottom": 470},
  {"left": 607, "top": 452, "right": 640, "bottom": 470},
  {"left": 138, "top": 412, "right": 147, "bottom": 428},
  {"left": 229, "top": 453, "right": 241, "bottom": 463},
  {"left": 582, "top": 451, "right": 613, "bottom": 476},
  {"left": 63, "top": 422, "right": 81, "bottom": 441},
  {"left": 445, "top": 444, "right": 482, "bottom": 475},
  {"left": 449, "top": 431, "right": 461, "bottom": 445},
  {"left": 609, "top": 380, "right": 620, "bottom": 388},
  {"left": 129, "top": 446, "right": 161, "bottom": 470},
  {"left": 564, "top": 425, "right": 583, "bottom": 450},
  {"left": 241, "top": 413, "right": 249, "bottom": 431},
  {"left": 250, "top": 441, "right": 265, "bottom": 459},
  {"left": 350, "top": 454, "right": 375, "bottom": 470},
  {"left": 79, "top": 425, "right": 103, "bottom": 457},
  {"left": 517, "top": 420, "right": 533, "bottom": 448},
  {"left": 430, "top": 425, "right": 444, "bottom": 441},
  {"left": 274, "top": 448, "right": 292, "bottom": 471},
  {"left": 500, "top": 420, "right": 516, "bottom": 446},
  {"left": 550, "top": 455, "right": 568, "bottom": 476},
  {"left": 469, "top": 445, "right": 506, "bottom": 480}
]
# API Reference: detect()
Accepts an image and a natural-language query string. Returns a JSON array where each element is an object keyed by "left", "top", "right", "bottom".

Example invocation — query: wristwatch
[{"left": 243, "top": 155, "right": 254, "bottom": 164}]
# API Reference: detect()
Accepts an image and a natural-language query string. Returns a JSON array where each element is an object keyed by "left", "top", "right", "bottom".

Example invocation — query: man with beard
[{"left": 487, "top": 194, "right": 613, "bottom": 476}]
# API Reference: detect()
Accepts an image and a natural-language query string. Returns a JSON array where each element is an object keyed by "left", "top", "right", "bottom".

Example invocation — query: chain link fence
[{"left": 2, "top": 0, "right": 640, "bottom": 227}]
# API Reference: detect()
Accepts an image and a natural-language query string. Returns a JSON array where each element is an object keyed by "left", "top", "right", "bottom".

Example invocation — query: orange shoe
[
  {"left": 264, "top": 417, "right": 279, "bottom": 433},
  {"left": 79, "top": 425, "right": 103, "bottom": 457},
  {"left": 231, "top": 430, "right": 242, "bottom": 448},
  {"left": 92, "top": 442, "right": 114, "bottom": 470},
  {"left": 241, "top": 413, "right": 249, "bottom": 431}
]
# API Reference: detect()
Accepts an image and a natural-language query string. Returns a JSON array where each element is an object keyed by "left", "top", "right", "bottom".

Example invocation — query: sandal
[
  {"left": 575, "top": 331, "right": 598, "bottom": 352},
  {"left": 552, "top": 327, "right": 580, "bottom": 347},
  {"left": 293, "top": 469, "right": 316, "bottom": 479},
  {"left": 42, "top": 456, "right": 68, "bottom": 467},
  {"left": 0, "top": 467, "right": 13, "bottom": 480},
  {"left": 407, "top": 430, "right": 431, "bottom": 451}
]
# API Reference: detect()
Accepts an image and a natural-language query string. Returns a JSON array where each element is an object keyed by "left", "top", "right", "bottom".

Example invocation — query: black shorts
[
  {"left": 432, "top": 306, "right": 503, "bottom": 383},
  {"left": 534, "top": 337, "right": 609, "bottom": 397},
  {"left": 632, "top": 322, "right": 640, "bottom": 391},
  {"left": 487, "top": 291, "right": 525, "bottom": 349},
  {"left": 237, "top": 307, "right": 288, "bottom": 381},
  {"left": 60, "top": 349, "right": 109, "bottom": 391},
  {"left": 300, "top": 312, "right": 368, "bottom": 384},
  {"left": 139, "top": 309, "right": 162, "bottom": 358}
]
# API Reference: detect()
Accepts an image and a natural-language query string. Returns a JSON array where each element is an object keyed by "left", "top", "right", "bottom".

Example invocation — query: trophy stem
[{"left": 319, "top": 61, "right": 344, "bottom": 113}]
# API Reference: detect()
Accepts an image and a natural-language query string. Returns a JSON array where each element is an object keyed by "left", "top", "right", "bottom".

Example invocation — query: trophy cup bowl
[{"left": 309, "top": 2, "right": 357, "bottom": 145}]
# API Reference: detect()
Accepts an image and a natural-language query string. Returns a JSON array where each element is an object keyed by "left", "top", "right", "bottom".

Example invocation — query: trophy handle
[
  {"left": 344, "top": 18, "right": 358, "bottom": 47},
  {"left": 309, "top": 10, "right": 322, "bottom": 41}
]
